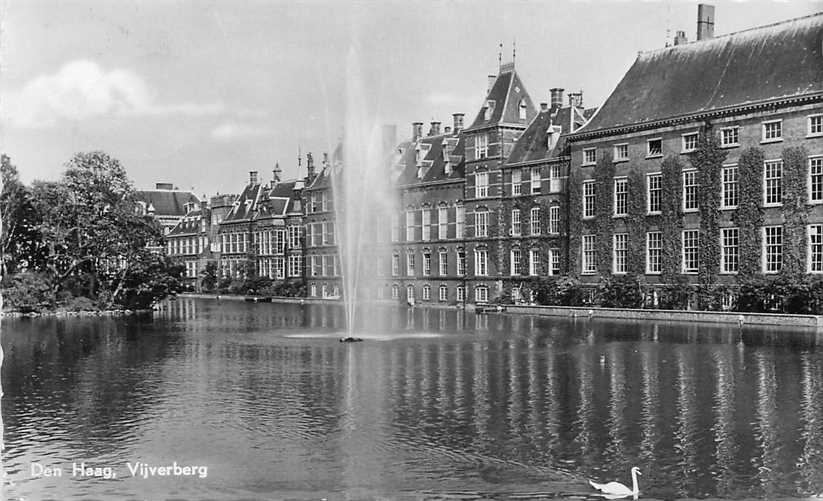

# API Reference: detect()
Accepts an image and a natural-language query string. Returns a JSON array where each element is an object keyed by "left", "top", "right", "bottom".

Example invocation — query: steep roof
[
  {"left": 466, "top": 63, "right": 537, "bottom": 130},
  {"left": 396, "top": 133, "right": 465, "bottom": 186},
  {"left": 223, "top": 183, "right": 263, "bottom": 223},
  {"left": 579, "top": 12, "right": 823, "bottom": 134},
  {"left": 133, "top": 189, "right": 199, "bottom": 217},
  {"left": 168, "top": 209, "right": 206, "bottom": 236},
  {"left": 507, "top": 104, "right": 596, "bottom": 165}
]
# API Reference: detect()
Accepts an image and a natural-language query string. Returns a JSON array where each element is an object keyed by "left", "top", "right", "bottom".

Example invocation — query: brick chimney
[
  {"left": 550, "top": 88, "right": 564, "bottom": 110},
  {"left": 697, "top": 4, "right": 715, "bottom": 41},
  {"left": 429, "top": 121, "right": 441, "bottom": 136},
  {"left": 674, "top": 30, "right": 688, "bottom": 45},
  {"left": 155, "top": 182, "right": 173, "bottom": 190},
  {"left": 452, "top": 113, "right": 464, "bottom": 133},
  {"left": 412, "top": 122, "right": 424, "bottom": 141},
  {"left": 306, "top": 152, "right": 315, "bottom": 178},
  {"left": 444, "top": 126, "right": 452, "bottom": 135},
  {"left": 249, "top": 171, "right": 259, "bottom": 185},
  {"left": 568, "top": 92, "right": 583, "bottom": 108}
]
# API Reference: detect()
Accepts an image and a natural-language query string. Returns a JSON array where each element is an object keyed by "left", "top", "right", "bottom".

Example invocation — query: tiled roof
[
  {"left": 506, "top": 104, "right": 596, "bottom": 165},
  {"left": 467, "top": 65, "right": 537, "bottom": 130},
  {"left": 222, "top": 179, "right": 302, "bottom": 223},
  {"left": 168, "top": 209, "right": 205, "bottom": 236},
  {"left": 579, "top": 12, "right": 823, "bottom": 134},
  {"left": 134, "top": 189, "right": 200, "bottom": 217},
  {"left": 395, "top": 132, "right": 465, "bottom": 186},
  {"left": 223, "top": 183, "right": 263, "bottom": 223}
]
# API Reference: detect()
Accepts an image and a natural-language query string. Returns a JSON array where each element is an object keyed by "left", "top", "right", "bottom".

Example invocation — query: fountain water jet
[{"left": 331, "top": 44, "right": 399, "bottom": 341}]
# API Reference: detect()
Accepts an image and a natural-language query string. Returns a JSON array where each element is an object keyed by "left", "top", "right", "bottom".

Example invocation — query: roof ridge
[{"left": 640, "top": 10, "right": 823, "bottom": 56}]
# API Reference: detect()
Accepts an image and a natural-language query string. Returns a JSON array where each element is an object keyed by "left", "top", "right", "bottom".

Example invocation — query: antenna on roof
[
  {"left": 498, "top": 42, "right": 503, "bottom": 73},
  {"left": 298, "top": 145, "right": 302, "bottom": 167},
  {"left": 512, "top": 39, "right": 516, "bottom": 66},
  {"left": 665, "top": 0, "right": 673, "bottom": 47}
]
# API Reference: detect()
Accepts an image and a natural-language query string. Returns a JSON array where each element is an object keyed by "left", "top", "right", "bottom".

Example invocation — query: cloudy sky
[{"left": 2, "top": 0, "right": 820, "bottom": 196}]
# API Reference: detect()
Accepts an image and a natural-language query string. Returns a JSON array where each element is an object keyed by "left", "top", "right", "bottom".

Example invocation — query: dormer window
[
  {"left": 485, "top": 100, "right": 496, "bottom": 121},
  {"left": 519, "top": 99, "right": 527, "bottom": 120}
]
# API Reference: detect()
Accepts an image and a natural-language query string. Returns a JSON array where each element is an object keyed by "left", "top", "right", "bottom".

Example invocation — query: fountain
[{"left": 331, "top": 44, "right": 399, "bottom": 342}]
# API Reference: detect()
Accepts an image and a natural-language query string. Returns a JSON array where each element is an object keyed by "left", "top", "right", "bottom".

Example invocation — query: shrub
[
  {"left": 4, "top": 272, "right": 53, "bottom": 312},
  {"left": 598, "top": 274, "right": 645, "bottom": 308},
  {"left": 60, "top": 296, "right": 99, "bottom": 312}
]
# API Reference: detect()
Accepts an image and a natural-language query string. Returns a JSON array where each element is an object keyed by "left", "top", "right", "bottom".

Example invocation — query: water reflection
[{"left": 4, "top": 298, "right": 823, "bottom": 500}]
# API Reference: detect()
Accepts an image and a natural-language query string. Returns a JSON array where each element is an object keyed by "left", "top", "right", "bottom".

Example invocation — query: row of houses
[{"left": 155, "top": 6, "right": 823, "bottom": 305}]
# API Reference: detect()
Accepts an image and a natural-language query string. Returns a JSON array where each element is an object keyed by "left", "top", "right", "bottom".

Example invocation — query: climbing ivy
[
  {"left": 566, "top": 167, "right": 582, "bottom": 277},
  {"left": 660, "top": 155, "right": 684, "bottom": 282},
  {"left": 626, "top": 166, "right": 647, "bottom": 276},
  {"left": 733, "top": 147, "right": 765, "bottom": 279},
  {"left": 781, "top": 146, "right": 810, "bottom": 278},
  {"left": 594, "top": 152, "right": 615, "bottom": 276},
  {"left": 692, "top": 131, "right": 726, "bottom": 286}
]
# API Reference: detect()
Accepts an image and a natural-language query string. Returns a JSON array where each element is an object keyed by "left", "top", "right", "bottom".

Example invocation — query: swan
[{"left": 588, "top": 466, "right": 641, "bottom": 499}]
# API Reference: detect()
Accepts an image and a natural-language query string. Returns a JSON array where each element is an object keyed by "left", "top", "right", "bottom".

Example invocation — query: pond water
[{"left": 3, "top": 297, "right": 823, "bottom": 500}]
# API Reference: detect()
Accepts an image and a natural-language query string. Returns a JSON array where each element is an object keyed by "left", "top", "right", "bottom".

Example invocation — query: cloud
[
  {"left": 210, "top": 122, "right": 275, "bottom": 141},
  {"left": 2, "top": 59, "right": 224, "bottom": 128}
]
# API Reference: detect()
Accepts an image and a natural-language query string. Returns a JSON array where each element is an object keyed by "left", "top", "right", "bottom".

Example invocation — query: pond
[{"left": 3, "top": 297, "right": 823, "bottom": 500}]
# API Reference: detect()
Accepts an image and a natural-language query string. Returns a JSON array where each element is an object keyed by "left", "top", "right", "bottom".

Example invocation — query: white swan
[{"left": 588, "top": 466, "right": 641, "bottom": 499}]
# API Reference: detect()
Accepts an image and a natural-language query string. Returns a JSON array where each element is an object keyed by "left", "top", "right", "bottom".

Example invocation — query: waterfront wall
[{"left": 503, "top": 304, "right": 823, "bottom": 328}]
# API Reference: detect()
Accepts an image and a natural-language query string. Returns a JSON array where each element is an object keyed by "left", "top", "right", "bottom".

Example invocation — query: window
[
  {"left": 288, "top": 254, "right": 302, "bottom": 277},
  {"left": 475, "top": 210, "right": 488, "bottom": 237},
  {"left": 421, "top": 209, "right": 431, "bottom": 241},
  {"left": 456, "top": 206, "right": 465, "bottom": 237},
  {"left": 519, "top": 99, "right": 527, "bottom": 120},
  {"left": 288, "top": 226, "right": 301, "bottom": 249},
  {"left": 531, "top": 167, "right": 541, "bottom": 194},
  {"left": 549, "top": 249, "right": 560, "bottom": 276},
  {"left": 762, "top": 120, "right": 782, "bottom": 142},
  {"left": 614, "top": 178, "right": 628, "bottom": 217},
  {"left": 614, "top": 143, "right": 628, "bottom": 161},
  {"left": 406, "top": 210, "right": 416, "bottom": 241},
  {"left": 549, "top": 165, "right": 562, "bottom": 192},
  {"left": 683, "top": 170, "right": 698, "bottom": 211},
  {"left": 647, "top": 174, "right": 662, "bottom": 214},
  {"left": 583, "top": 148, "right": 596, "bottom": 165},
  {"left": 475, "top": 249, "right": 488, "bottom": 276},
  {"left": 682, "top": 133, "right": 699, "bottom": 153},
  {"left": 682, "top": 230, "right": 699, "bottom": 274},
  {"left": 721, "top": 228, "right": 739, "bottom": 274},
  {"left": 530, "top": 207, "right": 540, "bottom": 235},
  {"left": 506, "top": 210, "right": 519, "bottom": 238},
  {"left": 529, "top": 249, "right": 539, "bottom": 276},
  {"left": 810, "top": 157, "right": 823, "bottom": 203},
  {"left": 311, "top": 255, "right": 321, "bottom": 276},
  {"left": 439, "top": 251, "right": 448, "bottom": 275},
  {"left": 647, "top": 138, "right": 662, "bottom": 157},
  {"left": 457, "top": 249, "right": 466, "bottom": 276},
  {"left": 512, "top": 168, "right": 522, "bottom": 195},
  {"left": 809, "top": 225, "right": 823, "bottom": 272},
  {"left": 613, "top": 233, "right": 628, "bottom": 274},
  {"left": 583, "top": 181, "right": 596, "bottom": 218},
  {"left": 423, "top": 252, "right": 431, "bottom": 276},
  {"left": 391, "top": 284, "right": 400, "bottom": 299},
  {"left": 582, "top": 235, "right": 596, "bottom": 274},
  {"left": 722, "top": 165, "right": 739, "bottom": 209},
  {"left": 764, "top": 160, "right": 783, "bottom": 206},
  {"left": 274, "top": 257, "right": 285, "bottom": 279},
  {"left": 647, "top": 232, "right": 662, "bottom": 274},
  {"left": 438, "top": 206, "right": 448, "bottom": 239},
  {"left": 407, "top": 285, "right": 415, "bottom": 301},
  {"left": 475, "top": 171, "right": 489, "bottom": 198},
  {"left": 439, "top": 285, "right": 448, "bottom": 301},
  {"left": 510, "top": 248, "right": 521, "bottom": 275},
  {"left": 475, "top": 134, "right": 489, "bottom": 159},
  {"left": 763, "top": 226, "right": 782, "bottom": 273},
  {"left": 549, "top": 206, "right": 560, "bottom": 234},
  {"left": 810, "top": 115, "right": 823, "bottom": 137},
  {"left": 721, "top": 126, "right": 739, "bottom": 147},
  {"left": 422, "top": 284, "right": 431, "bottom": 301},
  {"left": 391, "top": 214, "right": 400, "bottom": 242},
  {"left": 475, "top": 286, "right": 488, "bottom": 303},
  {"left": 392, "top": 253, "right": 400, "bottom": 276},
  {"left": 406, "top": 250, "right": 415, "bottom": 276},
  {"left": 456, "top": 286, "right": 465, "bottom": 302},
  {"left": 325, "top": 222, "right": 335, "bottom": 245}
]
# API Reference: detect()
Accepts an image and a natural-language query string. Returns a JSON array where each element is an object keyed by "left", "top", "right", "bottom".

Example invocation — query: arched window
[
  {"left": 391, "top": 284, "right": 400, "bottom": 299},
  {"left": 422, "top": 284, "right": 431, "bottom": 300},
  {"left": 406, "top": 284, "right": 415, "bottom": 301},
  {"left": 519, "top": 99, "right": 527, "bottom": 120},
  {"left": 439, "top": 285, "right": 448, "bottom": 301}
]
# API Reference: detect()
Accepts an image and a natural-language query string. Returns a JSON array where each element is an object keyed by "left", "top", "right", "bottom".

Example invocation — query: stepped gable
[
  {"left": 579, "top": 12, "right": 823, "bottom": 134},
  {"left": 466, "top": 64, "right": 538, "bottom": 130}
]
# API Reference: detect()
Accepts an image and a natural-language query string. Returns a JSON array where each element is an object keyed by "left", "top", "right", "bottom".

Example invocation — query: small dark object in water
[{"left": 339, "top": 337, "right": 364, "bottom": 343}]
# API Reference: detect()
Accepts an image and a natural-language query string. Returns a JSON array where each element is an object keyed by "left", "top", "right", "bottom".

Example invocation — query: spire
[
  {"left": 498, "top": 42, "right": 503, "bottom": 73},
  {"left": 273, "top": 162, "right": 282, "bottom": 183},
  {"left": 512, "top": 39, "right": 516, "bottom": 66}
]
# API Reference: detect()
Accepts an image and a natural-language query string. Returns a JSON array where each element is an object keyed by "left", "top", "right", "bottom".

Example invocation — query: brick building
[
  {"left": 134, "top": 182, "right": 201, "bottom": 235},
  {"left": 566, "top": 8, "right": 823, "bottom": 302},
  {"left": 303, "top": 151, "right": 342, "bottom": 298}
]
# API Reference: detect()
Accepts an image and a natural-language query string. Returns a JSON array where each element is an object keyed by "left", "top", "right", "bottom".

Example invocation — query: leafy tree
[
  {"left": 200, "top": 261, "right": 219, "bottom": 291},
  {"left": 1, "top": 155, "right": 44, "bottom": 274}
]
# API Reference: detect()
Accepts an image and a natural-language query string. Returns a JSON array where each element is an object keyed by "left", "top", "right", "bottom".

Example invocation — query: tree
[{"left": 1, "top": 155, "right": 44, "bottom": 274}]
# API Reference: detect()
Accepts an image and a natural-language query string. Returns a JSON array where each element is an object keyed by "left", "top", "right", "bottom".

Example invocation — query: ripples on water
[{"left": 3, "top": 298, "right": 823, "bottom": 500}]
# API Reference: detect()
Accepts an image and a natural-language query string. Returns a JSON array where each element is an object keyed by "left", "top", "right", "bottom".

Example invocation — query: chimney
[
  {"left": 674, "top": 30, "right": 688, "bottom": 45},
  {"left": 155, "top": 182, "right": 173, "bottom": 190},
  {"left": 412, "top": 122, "right": 424, "bottom": 141},
  {"left": 249, "top": 171, "right": 259, "bottom": 185},
  {"left": 306, "top": 152, "right": 315, "bottom": 178},
  {"left": 429, "top": 121, "right": 441, "bottom": 136},
  {"left": 381, "top": 124, "right": 397, "bottom": 157},
  {"left": 444, "top": 126, "right": 452, "bottom": 135},
  {"left": 452, "top": 113, "right": 464, "bottom": 133},
  {"left": 697, "top": 4, "right": 715, "bottom": 41},
  {"left": 487, "top": 74, "right": 496, "bottom": 94},
  {"left": 550, "top": 88, "right": 564, "bottom": 110},
  {"left": 272, "top": 162, "right": 282, "bottom": 184},
  {"left": 540, "top": 102, "right": 549, "bottom": 112},
  {"left": 569, "top": 92, "right": 583, "bottom": 108}
]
